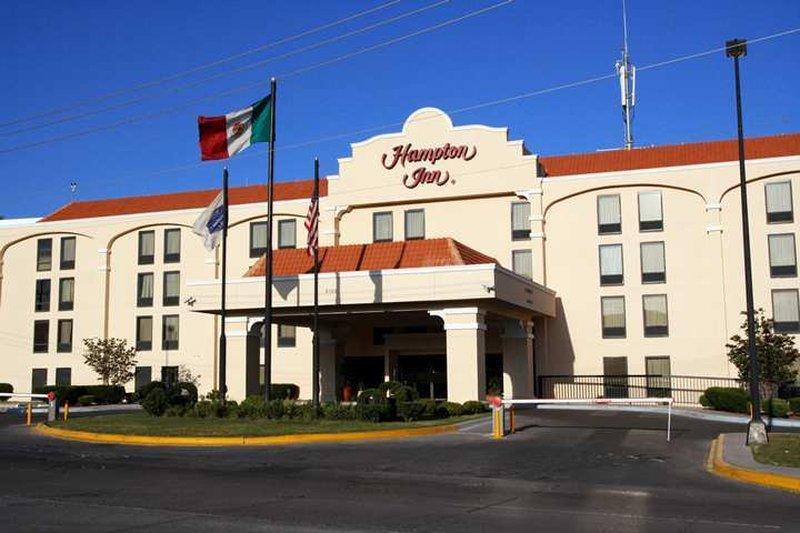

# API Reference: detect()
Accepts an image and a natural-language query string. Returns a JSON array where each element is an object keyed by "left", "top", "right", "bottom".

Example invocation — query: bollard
[
  {"left": 509, "top": 406, "right": 516, "bottom": 434},
  {"left": 47, "top": 392, "right": 56, "bottom": 423},
  {"left": 63, "top": 402, "right": 70, "bottom": 422},
  {"left": 492, "top": 404, "right": 505, "bottom": 439},
  {"left": 26, "top": 402, "right": 32, "bottom": 426}
]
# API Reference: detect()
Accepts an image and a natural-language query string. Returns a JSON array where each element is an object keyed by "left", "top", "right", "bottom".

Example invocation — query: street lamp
[{"left": 725, "top": 38, "right": 767, "bottom": 445}]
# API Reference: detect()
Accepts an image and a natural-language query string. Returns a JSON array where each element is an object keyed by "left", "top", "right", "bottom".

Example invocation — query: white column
[
  {"left": 223, "top": 316, "right": 250, "bottom": 401},
  {"left": 501, "top": 320, "right": 534, "bottom": 399},
  {"left": 430, "top": 307, "right": 486, "bottom": 402},
  {"left": 319, "top": 327, "right": 337, "bottom": 402},
  {"left": 97, "top": 248, "right": 110, "bottom": 338},
  {"left": 516, "top": 186, "right": 546, "bottom": 284}
]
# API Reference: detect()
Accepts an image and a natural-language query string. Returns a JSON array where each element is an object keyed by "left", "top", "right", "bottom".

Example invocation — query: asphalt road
[{"left": 0, "top": 409, "right": 798, "bottom": 532}]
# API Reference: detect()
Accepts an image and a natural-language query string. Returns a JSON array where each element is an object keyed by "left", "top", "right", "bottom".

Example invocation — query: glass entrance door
[{"left": 398, "top": 355, "right": 446, "bottom": 400}]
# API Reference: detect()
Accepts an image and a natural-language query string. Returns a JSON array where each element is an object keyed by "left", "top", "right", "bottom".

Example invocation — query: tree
[
  {"left": 726, "top": 309, "right": 799, "bottom": 397},
  {"left": 82, "top": 337, "right": 137, "bottom": 386}
]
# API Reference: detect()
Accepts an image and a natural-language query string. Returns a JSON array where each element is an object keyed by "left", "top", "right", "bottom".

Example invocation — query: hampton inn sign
[{"left": 381, "top": 142, "right": 478, "bottom": 189}]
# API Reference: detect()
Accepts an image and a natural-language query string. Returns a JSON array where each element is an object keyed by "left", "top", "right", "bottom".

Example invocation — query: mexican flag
[{"left": 198, "top": 95, "right": 272, "bottom": 160}]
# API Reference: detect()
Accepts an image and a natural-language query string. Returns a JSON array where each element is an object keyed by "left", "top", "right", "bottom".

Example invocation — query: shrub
[
  {"left": 84, "top": 385, "right": 125, "bottom": 404},
  {"left": 256, "top": 384, "right": 300, "bottom": 400},
  {"left": 0, "top": 383, "right": 12, "bottom": 401},
  {"left": 789, "top": 397, "right": 800, "bottom": 414},
  {"left": 397, "top": 401, "right": 427, "bottom": 422},
  {"left": 441, "top": 401, "right": 465, "bottom": 417},
  {"left": 136, "top": 381, "right": 166, "bottom": 402},
  {"left": 194, "top": 400, "right": 213, "bottom": 418},
  {"left": 265, "top": 399, "right": 287, "bottom": 419},
  {"left": 225, "top": 400, "right": 239, "bottom": 419},
  {"left": 164, "top": 405, "right": 187, "bottom": 417},
  {"left": 357, "top": 388, "right": 383, "bottom": 405},
  {"left": 34, "top": 386, "right": 87, "bottom": 406},
  {"left": 238, "top": 396, "right": 267, "bottom": 419},
  {"left": 461, "top": 401, "right": 488, "bottom": 415},
  {"left": 763, "top": 398, "right": 790, "bottom": 418},
  {"left": 321, "top": 402, "right": 356, "bottom": 420},
  {"left": 356, "top": 403, "right": 393, "bottom": 422},
  {"left": 167, "top": 382, "right": 198, "bottom": 408},
  {"left": 76, "top": 395, "right": 96, "bottom": 406},
  {"left": 700, "top": 387, "right": 750, "bottom": 414},
  {"left": 141, "top": 388, "right": 168, "bottom": 416},
  {"left": 284, "top": 401, "right": 318, "bottom": 421}
]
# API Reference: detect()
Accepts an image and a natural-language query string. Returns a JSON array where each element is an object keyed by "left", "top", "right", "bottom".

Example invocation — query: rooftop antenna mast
[
  {"left": 69, "top": 180, "right": 78, "bottom": 202},
  {"left": 616, "top": 0, "right": 636, "bottom": 149}
]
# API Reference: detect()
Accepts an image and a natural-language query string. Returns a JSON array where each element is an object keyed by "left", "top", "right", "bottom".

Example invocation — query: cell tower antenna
[{"left": 616, "top": 0, "right": 636, "bottom": 149}]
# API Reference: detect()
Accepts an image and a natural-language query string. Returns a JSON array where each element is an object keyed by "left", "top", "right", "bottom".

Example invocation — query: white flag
[{"left": 192, "top": 191, "right": 225, "bottom": 251}]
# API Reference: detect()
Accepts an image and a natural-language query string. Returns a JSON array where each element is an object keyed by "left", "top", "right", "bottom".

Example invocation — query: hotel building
[{"left": 1, "top": 107, "right": 798, "bottom": 402}]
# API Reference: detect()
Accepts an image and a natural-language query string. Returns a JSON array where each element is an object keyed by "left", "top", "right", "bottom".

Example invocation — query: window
[
  {"left": 603, "top": 356, "right": 628, "bottom": 398},
  {"left": 640, "top": 242, "right": 666, "bottom": 283},
  {"left": 60, "top": 237, "right": 76, "bottom": 270},
  {"left": 405, "top": 209, "right": 425, "bottom": 240},
  {"left": 765, "top": 181, "right": 793, "bottom": 223},
  {"left": 638, "top": 191, "right": 663, "bottom": 231},
  {"left": 138, "top": 231, "right": 155, "bottom": 265},
  {"left": 511, "top": 250, "right": 533, "bottom": 279},
  {"left": 511, "top": 202, "right": 531, "bottom": 240},
  {"left": 278, "top": 324, "right": 296, "bottom": 347},
  {"left": 162, "top": 315, "right": 179, "bottom": 350},
  {"left": 646, "top": 356, "right": 672, "bottom": 398},
  {"left": 163, "top": 271, "right": 180, "bottom": 306},
  {"left": 31, "top": 369, "right": 47, "bottom": 391},
  {"left": 164, "top": 228, "right": 181, "bottom": 263},
  {"left": 772, "top": 289, "right": 800, "bottom": 333},
  {"left": 597, "top": 195, "right": 621, "bottom": 234},
  {"left": 55, "top": 368, "right": 72, "bottom": 387},
  {"left": 161, "top": 366, "right": 179, "bottom": 387},
  {"left": 250, "top": 221, "right": 267, "bottom": 258},
  {"left": 33, "top": 320, "right": 49, "bottom": 353},
  {"left": 643, "top": 294, "right": 669, "bottom": 337},
  {"left": 57, "top": 319, "right": 73, "bottom": 352},
  {"left": 768, "top": 234, "right": 797, "bottom": 277},
  {"left": 136, "top": 316, "right": 153, "bottom": 351},
  {"left": 277, "top": 219, "right": 296, "bottom": 249},
  {"left": 601, "top": 296, "right": 626, "bottom": 338},
  {"left": 35, "top": 279, "right": 51, "bottom": 312},
  {"left": 37, "top": 238, "right": 52, "bottom": 271},
  {"left": 598, "top": 244, "right": 623, "bottom": 285},
  {"left": 137, "top": 273, "right": 154, "bottom": 307},
  {"left": 135, "top": 366, "right": 152, "bottom": 392},
  {"left": 58, "top": 278, "right": 74, "bottom": 311},
  {"left": 373, "top": 212, "right": 393, "bottom": 242}
]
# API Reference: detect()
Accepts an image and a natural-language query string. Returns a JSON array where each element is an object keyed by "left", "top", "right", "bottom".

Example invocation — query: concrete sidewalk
[{"left": 709, "top": 433, "right": 800, "bottom": 493}]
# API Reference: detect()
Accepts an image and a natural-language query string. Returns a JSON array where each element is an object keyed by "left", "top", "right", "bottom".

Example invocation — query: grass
[
  {"left": 49, "top": 412, "right": 485, "bottom": 437},
  {"left": 751, "top": 434, "right": 800, "bottom": 468}
]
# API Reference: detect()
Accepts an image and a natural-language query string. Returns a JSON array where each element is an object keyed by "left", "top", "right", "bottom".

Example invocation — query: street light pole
[{"left": 725, "top": 38, "right": 767, "bottom": 445}]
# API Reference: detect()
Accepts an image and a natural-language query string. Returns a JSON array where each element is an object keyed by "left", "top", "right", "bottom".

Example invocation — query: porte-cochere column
[{"left": 429, "top": 307, "right": 486, "bottom": 402}]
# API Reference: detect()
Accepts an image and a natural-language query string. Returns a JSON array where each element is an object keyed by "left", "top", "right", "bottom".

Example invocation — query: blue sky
[{"left": 1, "top": 0, "right": 799, "bottom": 218}]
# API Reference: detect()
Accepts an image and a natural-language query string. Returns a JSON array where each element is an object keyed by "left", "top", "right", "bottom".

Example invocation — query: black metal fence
[{"left": 536, "top": 374, "right": 744, "bottom": 406}]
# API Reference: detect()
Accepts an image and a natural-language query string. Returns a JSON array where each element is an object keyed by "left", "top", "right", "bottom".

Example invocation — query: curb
[
  {"left": 34, "top": 422, "right": 459, "bottom": 447},
  {"left": 707, "top": 434, "right": 800, "bottom": 494}
]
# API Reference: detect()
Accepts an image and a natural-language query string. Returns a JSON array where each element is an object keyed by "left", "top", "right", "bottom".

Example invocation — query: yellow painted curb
[
  {"left": 708, "top": 434, "right": 800, "bottom": 494},
  {"left": 35, "top": 422, "right": 459, "bottom": 447}
]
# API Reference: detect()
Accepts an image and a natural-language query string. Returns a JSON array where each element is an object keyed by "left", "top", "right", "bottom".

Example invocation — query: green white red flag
[{"left": 198, "top": 95, "right": 272, "bottom": 160}]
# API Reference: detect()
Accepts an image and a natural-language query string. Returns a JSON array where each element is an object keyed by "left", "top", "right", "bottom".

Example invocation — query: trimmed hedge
[
  {"left": 789, "top": 397, "right": 800, "bottom": 415},
  {"left": 763, "top": 398, "right": 790, "bottom": 418},
  {"left": 0, "top": 383, "right": 12, "bottom": 402},
  {"left": 77, "top": 395, "right": 96, "bottom": 406},
  {"left": 33, "top": 385, "right": 125, "bottom": 405},
  {"left": 698, "top": 387, "right": 749, "bottom": 414},
  {"left": 257, "top": 383, "right": 300, "bottom": 400}
]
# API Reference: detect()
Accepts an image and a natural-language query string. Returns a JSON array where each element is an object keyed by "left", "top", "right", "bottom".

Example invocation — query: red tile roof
[
  {"left": 244, "top": 238, "right": 497, "bottom": 277},
  {"left": 40, "top": 179, "right": 328, "bottom": 222},
  {"left": 538, "top": 133, "right": 800, "bottom": 176}
]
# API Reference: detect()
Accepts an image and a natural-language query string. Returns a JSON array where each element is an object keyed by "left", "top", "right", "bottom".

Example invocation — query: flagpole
[
  {"left": 219, "top": 167, "right": 229, "bottom": 406},
  {"left": 312, "top": 157, "right": 320, "bottom": 409},
  {"left": 263, "top": 77, "right": 277, "bottom": 403}
]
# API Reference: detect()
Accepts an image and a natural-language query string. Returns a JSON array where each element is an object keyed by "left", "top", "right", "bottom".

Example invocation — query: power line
[
  {"left": 0, "top": 1, "right": 514, "bottom": 156},
  {"left": 0, "top": 0, "right": 451, "bottom": 138},
  {"left": 0, "top": 0, "right": 403, "bottom": 129}
]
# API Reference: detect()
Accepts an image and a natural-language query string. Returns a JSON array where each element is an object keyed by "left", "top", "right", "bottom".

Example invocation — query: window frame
[
  {"left": 57, "top": 319, "right": 73, "bottom": 353},
  {"left": 162, "top": 315, "right": 179, "bottom": 350},
  {"left": 249, "top": 221, "right": 268, "bottom": 258},
  {"left": 163, "top": 228, "right": 181, "bottom": 263},
  {"left": 37, "top": 238, "right": 53, "bottom": 272},
  {"left": 637, "top": 190, "right": 664, "bottom": 232},
  {"left": 768, "top": 233, "right": 797, "bottom": 278},
  {"left": 33, "top": 320, "right": 49, "bottom": 353},
  {"left": 511, "top": 202, "right": 531, "bottom": 241},
  {"left": 597, "top": 194, "right": 622, "bottom": 235},
  {"left": 512, "top": 249, "right": 533, "bottom": 280},
  {"left": 137, "top": 272, "right": 154, "bottom": 307},
  {"left": 55, "top": 367, "right": 72, "bottom": 387},
  {"left": 602, "top": 356, "right": 629, "bottom": 398},
  {"left": 134, "top": 366, "right": 152, "bottom": 392},
  {"left": 31, "top": 368, "right": 47, "bottom": 391},
  {"left": 598, "top": 243, "right": 624, "bottom": 286},
  {"left": 372, "top": 212, "right": 393, "bottom": 243},
  {"left": 59, "top": 236, "right": 76, "bottom": 270},
  {"left": 58, "top": 277, "right": 75, "bottom": 311},
  {"left": 404, "top": 209, "right": 426, "bottom": 240},
  {"left": 645, "top": 356, "right": 672, "bottom": 398},
  {"left": 277, "top": 219, "right": 297, "bottom": 249},
  {"left": 277, "top": 324, "right": 296, "bottom": 347},
  {"left": 162, "top": 271, "right": 180, "bottom": 307},
  {"left": 601, "top": 296, "right": 626, "bottom": 338},
  {"left": 136, "top": 316, "right": 153, "bottom": 351},
  {"left": 640, "top": 241, "right": 667, "bottom": 284},
  {"left": 35, "top": 278, "right": 51, "bottom": 312},
  {"left": 161, "top": 366, "right": 179, "bottom": 387},
  {"left": 137, "top": 231, "right": 155, "bottom": 265},
  {"left": 765, "top": 181, "right": 794, "bottom": 224},
  {"left": 642, "top": 294, "right": 669, "bottom": 337},
  {"left": 771, "top": 289, "right": 800, "bottom": 333}
]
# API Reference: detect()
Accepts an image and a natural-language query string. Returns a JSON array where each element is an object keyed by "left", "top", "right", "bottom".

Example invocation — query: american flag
[{"left": 304, "top": 189, "right": 319, "bottom": 257}]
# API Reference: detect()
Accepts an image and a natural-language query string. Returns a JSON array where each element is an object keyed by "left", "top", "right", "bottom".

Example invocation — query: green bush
[
  {"left": 256, "top": 384, "right": 300, "bottom": 400},
  {"left": 763, "top": 398, "right": 790, "bottom": 418},
  {"left": 321, "top": 402, "right": 356, "bottom": 420},
  {"left": 141, "top": 388, "right": 168, "bottom": 416},
  {"left": 285, "top": 401, "right": 318, "bottom": 421},
  {"left": 135, "top": 381, "right": 166, "bottom": 402},
  {"left": 397, "top": 401, "right": 428, "bottom": 422},
  {"left": 441, "top": 401, "right": 465, "bottom": 417},
  {"left": 356, "top": 403, "right": 393, "bottom": 422},
  {"left": 357, "top": 388, "right": 383, "bottom": 405},
  {"left": 265, "top": 399, "right": 287, "bottom": 419},
  {"left": 225, "top": 400, "right": 239, "bottom": 419},
  {"left": 0, "top": 383, "right": 12, "bottom": 401},
  {"left": 167, "top": 382, "right": 198, "bottom": 408},
  {"left": 193, "top": 400, "right": 213, "bottom": 418},
  {"left": 164, "top": 405, "right": 187, "bottom": 417},
  {"left": 461, "top": 401, "right": 488, "bottom": 415},
  {"left": 77, "top": 395, "right": 96, "bottom": 406},
  {"left": 84, "top": 385, "right": 125, "bottom": 404},
  {"left": 34, "top": 386, "right": 88, "bottom": 406},
  {"left": 699, "top": 387, "right": 750, "bottom": 414},
  {"left": 789, "top": 397, "right": 800, "bottom": 414},
  {"left": 238, "top": 396, "right": 267, "bottom": 419}
]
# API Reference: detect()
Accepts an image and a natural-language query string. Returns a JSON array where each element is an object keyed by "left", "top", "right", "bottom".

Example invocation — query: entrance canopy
[{"left": 187, "top": 238, "right": 555, "bottom": 321}]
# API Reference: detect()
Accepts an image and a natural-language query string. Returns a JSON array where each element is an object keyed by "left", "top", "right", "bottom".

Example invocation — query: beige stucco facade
[{"left": 1, "top": 107, "right": 798, "bottom": 402}]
